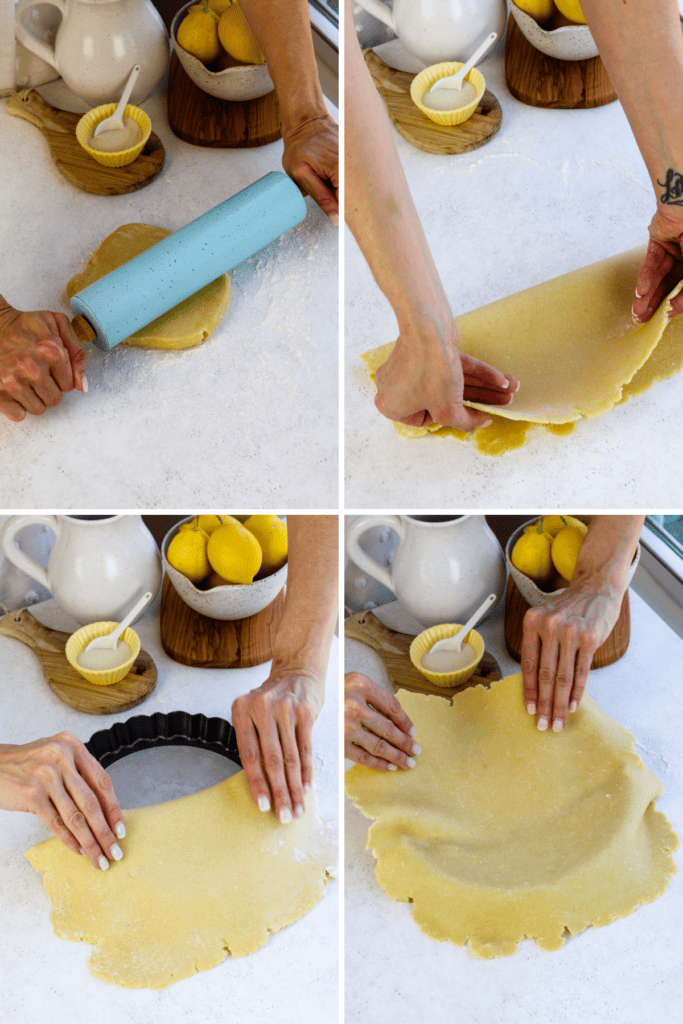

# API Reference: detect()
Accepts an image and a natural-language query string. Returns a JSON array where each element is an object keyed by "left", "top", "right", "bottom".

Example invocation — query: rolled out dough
[
  {"left": 361, "top": 246, "right": 683, "bottom": 454},
  {"left": 345, "top": 675, "right": 678, "bottom": 959},
  {"left": 26, "top": 771, "right": 335, "bottom": 988},
  {"left": 65, "top": 224, "right": 231, "bottom": 349}
]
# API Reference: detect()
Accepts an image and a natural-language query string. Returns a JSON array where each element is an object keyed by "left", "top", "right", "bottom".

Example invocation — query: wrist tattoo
[{"left": 657, "top": 168, "right": 683, "bottom": 205}]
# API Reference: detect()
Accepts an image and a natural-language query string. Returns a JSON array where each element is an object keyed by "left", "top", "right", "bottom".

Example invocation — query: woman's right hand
[
  {"left": 345, "top": 672, "right": 420, "bottom": 770},
  {"left": 0, "top": 732, "right": 125, "bottom": 869}
]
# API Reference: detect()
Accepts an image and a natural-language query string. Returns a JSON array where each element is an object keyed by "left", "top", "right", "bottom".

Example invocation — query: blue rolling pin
[{"left": 70, "top": 172, "right": 307, "bottom": 351}]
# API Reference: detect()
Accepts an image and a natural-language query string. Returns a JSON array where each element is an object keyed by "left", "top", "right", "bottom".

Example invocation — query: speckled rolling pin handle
[{"left": 69, "top": 171, "right": 307, "bottom": 351}]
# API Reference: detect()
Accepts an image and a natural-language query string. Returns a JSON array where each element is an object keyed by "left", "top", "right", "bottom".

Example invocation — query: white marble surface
[
  {"left": 344, "top": 39, "right": 682, "bottom": 507},
  {"left": 0, "top": 599, "right": 339, "bottom": 1023},
  {"left": 344, "top": 590, "right": 683, "bottom": 1022},
  {"left": 0, "top": 80, "right": 339, "bottom": 507}
]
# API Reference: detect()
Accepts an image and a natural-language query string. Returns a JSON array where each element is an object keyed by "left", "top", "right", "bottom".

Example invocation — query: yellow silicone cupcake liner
[
  {"left": 410, "top": 63, "right": 485, "bottom": 126},
  {"left": 65, "top": 622, "right": 141, "bottom": 686},
  {"left": 76, "top": 104, "right": 151, "bottom": 167},
  {"left": 410, "top": 623, "right": 485, "bottom": 688}
]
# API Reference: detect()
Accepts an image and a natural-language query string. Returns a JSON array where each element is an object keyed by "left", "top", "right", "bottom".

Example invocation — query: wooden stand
[
  {"left": 364, "top": 50, "right": 502, "bottom": 155},
  {"left": 167, "top": 52, "right": 281, "bottom": 148},
  {"left": 505, "top": 14, "right": 616, "bottom": 109},
  {"left": 159, "top": 574, "right": 285, "bottom": 668},
  {"left": 503, "top": 576, "right": 630, "bottom": 666},
  {"left": 345, "top": 609, "right": 502, "bottom": 701},
  {"left": 0, "top": 609, "right": 157, "bottom": 714}
]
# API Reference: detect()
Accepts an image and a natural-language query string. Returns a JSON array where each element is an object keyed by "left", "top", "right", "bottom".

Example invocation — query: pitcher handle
[
  {"left": 1, "top": 514, "right": 59, "bottom": 590},
  {"left": 15, "top": 0, "right": 67, "bottom": 72},
  {"left": 346, "top": 514, "right": 403, "bottom": 594},
  {"left": 353, "top": 0, "right": 396, "bottom": 32}
]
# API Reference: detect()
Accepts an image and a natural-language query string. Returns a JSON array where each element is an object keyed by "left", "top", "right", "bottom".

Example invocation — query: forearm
[
  {"left": 582, "top": 0, "right": 683, "bottom": 207},
  {"left": 269, "top": 515, "right": 338, "bottom": 687},
  {"left": 238, "top": 0, "right": 328, "bottom": 134},
  {"left": 572, "top": 515, "right": 644, "bottom": 592}
]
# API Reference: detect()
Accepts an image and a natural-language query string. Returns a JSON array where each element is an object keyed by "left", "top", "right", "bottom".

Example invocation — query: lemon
[
  {"left": 541, "top": 515, "right": 588, "bottom": 538},
  {"left": 511, "top": 522, "right": 554, "bottom": 583},
  {"left": 551, "top": 526, "right": 585, "bottom": 581},
  {"left": 208, "top": 0, "right": 232, "bottom": 13},
  {"left": 512, "top": 0, "right": 556, "bottom": 23},
  {"left": 167, "top": 525, "right": 211, "bottom": 583},
  {"left": 554, "top": 0, "right": 586, "bottom": 24},
  {"left": 243, "top": 515, "right": 288, "bottom": 577},
  {"left": 207, "top": 520, "right": 262, "bottom": 584},
  {"left": 218, "top": 2, "right": 266, "bottom": 65},
  {"left": 177, "top": 1, "right": 221, "bottom": 64}
]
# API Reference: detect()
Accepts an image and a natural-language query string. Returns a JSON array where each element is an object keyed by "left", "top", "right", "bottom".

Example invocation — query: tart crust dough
[
  {"left": 26, "top": 772, "right": 334, "bottom": 988},
  {"left": 65, "top": 224, "right": 231, "bottom": 349},
  {"left": 361, "top": 246, "right": 683, "bottom": 454},
  {"left": 345, "top": 675, "right": 678, "bottom": 958}
]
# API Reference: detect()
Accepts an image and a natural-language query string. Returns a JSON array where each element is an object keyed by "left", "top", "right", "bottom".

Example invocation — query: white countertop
[
  {"left": 344, "top": 589, "right": 682, "bottom": 1022},
  {"left": 0, "top": 80, "right": 339, "bottom": 508},
  {"left": 0, "top": 598, "right": 339, "bottom": 1024},
  {"left": 344, "top": 37, "right": 681, "bottom": 508}
]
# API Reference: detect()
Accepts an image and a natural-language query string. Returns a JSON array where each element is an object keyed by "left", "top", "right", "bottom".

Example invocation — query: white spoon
[
  {"left": 93, "top": 64, "right": 141, "bottom": 137},
  {"left": 428, "top": 593, "right": 497, "bottom": 654},
  {"left": 82, "top": 591, "right": 153, "bottom": 653},
  {"left": 426, "top": 32, "right": 497, "bottom": 94}
]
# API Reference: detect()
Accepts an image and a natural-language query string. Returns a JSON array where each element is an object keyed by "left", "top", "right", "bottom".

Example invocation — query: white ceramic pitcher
[
  {"left": 354, "top": 0, "right": 507, "bottom": 65},
  {"left": 14, "top": 0, "right": 169, "bottom": 106},
  {"left": 0, "top": 514, "right": 162, "bottom": 624},
  {"left": 346, "top": 514, "right": 506, "bottom": 628}
]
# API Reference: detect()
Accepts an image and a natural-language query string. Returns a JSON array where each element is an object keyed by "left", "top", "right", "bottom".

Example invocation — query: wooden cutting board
[
  {"left": 5, "top": 90, "right": 166, "bottom": 195},
  {"left": 159, "top": 574, "right": 285, "bottom": 668},
  {"left": 345, "top": 609, "right": 502, "bottom": 700},
  {"left": 505, "top": 14, "right": 616, "bottom": 109},
  {"left": 0, "top": 609, "right": 157, "bottom": 714},
  {"left": 167, "top": 52, "right": 280, "bottom": 148},
  {"left": 504, "top": 575, "right": 630, "bottom": 666},
  {"left": 364, "top": 49, "right": 502, "bottom": 155}
]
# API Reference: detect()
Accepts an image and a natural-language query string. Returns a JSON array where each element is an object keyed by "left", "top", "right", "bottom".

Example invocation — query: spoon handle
[
  {"left": 430, "top": 32, "right": 497, "bottom": 93},
  {"left": 114, "top": 64, "right": 140, "bottom": 121},
  {"left": 108, "top": 590, "right": 153, "bottom": 645}
]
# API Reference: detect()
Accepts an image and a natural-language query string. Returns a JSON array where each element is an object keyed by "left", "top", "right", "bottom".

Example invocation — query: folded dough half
[
  {"left": 345, "top": 675, "right": 678, "bottom": 958},
  {"left": 26, "top": 771, "right": 335, "bottom": 988}
]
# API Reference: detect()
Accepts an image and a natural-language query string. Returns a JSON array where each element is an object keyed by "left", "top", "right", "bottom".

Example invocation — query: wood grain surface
[
  {"left": 345, "top": 609, "right": 502, "bottom": 701},
  {"left": 503, "top": 575, "right": 630, "bottom": 666},
  {"left": 167, "top": 52, "right": 281, "bottom": 148},
  {"left": 504, "top": 14, "right": 616, "bottom": 109},
  {"left": 159, "top": 574, "right": 285, "bottom": 668},
  {"left": 0, "top": 609, "right": 157, "bottom": 714},
  {"left": 364, "top": 49, "right": 502, "bottom": 155},
  {"left": 5, "top": 90, "right": 165, "bottom": 195}
]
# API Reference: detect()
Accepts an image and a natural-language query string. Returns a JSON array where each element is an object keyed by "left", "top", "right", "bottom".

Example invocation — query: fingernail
[
  {"left": 552, "top": 719, "right": 563, "bottom": 732},
  {"left": 279, "top": 808, "right": 293, "bottom": 825},
  {"left": 115, "top": 822, "right": 126, "bottom": 839},
  {"left": 631, "top": 308, "right": 642, "bottom": 323},
  {"left": 387, "top": 763, "right": 397, "bottom": 771},
  {"left": 527, "top": 702, "right": 536, "bottom": 715},
  {"left": 409, "top": 725, "right": 417, "bottom": 738},
  {"left": 412, "top": 743, "right": 421, "bottom": 755},
  {"left": 294, "top": 804, "right": 304, "bottom": 819},
  {"left": 98, "top": 855, "right": 109, "bottom": 870},
  {"left": 329, "top": 213, "right": 339, "bottom": 225},
  {"left": 569, "top": 700, "right": 577, "bottom": 713},
  {"left": 258, "top": 795, "right": 271, "bottom": 813},
  {"left": 502, "top": 379, "right": 509, "bottom": 388},
  {"left": 481, "top": 418, "right": 492, "bottom": 429},
  {"left": 78, "top": 846, "right": 85, "bottom": 856},
  {"left": 635, "top": 289, "right": 642, "bottom": 298},
  {"left": 405, "top": 757, "right": 416, "bottom": 768},
  {"left": 537, "top": 716, "right": 549, "bottom": 731},
  {"left": 303, "top": 783, "right": 311, "bottom": 797},
  {"left": 512, "top": 380, "right": 520, "bottom": 392},
  {"left": 110, "top": 843, "right": 123, "bottom": 861},
  {"left": 81, "top": 373, "right": 89, "bottom": 393}
]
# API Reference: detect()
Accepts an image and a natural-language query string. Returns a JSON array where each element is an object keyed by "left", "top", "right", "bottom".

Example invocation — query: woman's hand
[
  {"left": 0, "top": 733, "right": 125, "bottom": 869},
  {"left": 632, "top": 207, "right": 683, "bottom": 324},
  {"left": 373, "top": 323, "right": 518, "bottom": 429},
  {"left": 232, "top": 672, "right": 324, "bottom": 824},
  {"left": 282, "top": 115, "right": 339, "bottom": 223},
  {"left": 0, "top": 302, "right": 86, "bottom": 422},
  {"left": 345, "top": 672, "right": 420, "bottom": 770}
]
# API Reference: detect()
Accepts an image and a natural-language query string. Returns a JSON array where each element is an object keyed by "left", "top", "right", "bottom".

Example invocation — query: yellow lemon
[
  {"left": 554, "top": 0, "right": 586, "bottom": 24},
  {"left": 167, "top": 525, "right": 211, "bottom": 583},
  {"left": 511, "top": 522, "right": 555, "bottom": 583},
  {"left": 551, "top": 526, "right": 585, "bottom": 581},
  {"left": 540, "top": 514, "right": 588, "bottom": 538},
  {"left": 177, "top": 2, "right": 221, "bottom": 64},
  {"left": 243, "top": 515, "right": 288, "bottom": 577},
  {"left": 512, "top": 0, "right": 556, "bottom": 23},
  {"left": 207, "top": 520, "right": 262, "bottom": 584},
  {"left": 218, "top": 3, "right": 266, "bottom": 65},
  {"left": 207, "top": 0, "right": 232, "bottom": 13}
]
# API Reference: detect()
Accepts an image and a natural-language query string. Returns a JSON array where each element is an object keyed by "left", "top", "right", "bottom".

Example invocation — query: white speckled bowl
[
  {"left": 171, "top": 2, "right": 274, "bottom": 101},
  {"left": 510, "top": 3, "right": 598, "bottom": 61},
  {"left": 161, "top": 517, "right": 287, "bottom": 621},
  {"left": 505, "top": 518, "right": 640, "bottom": 607}
]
